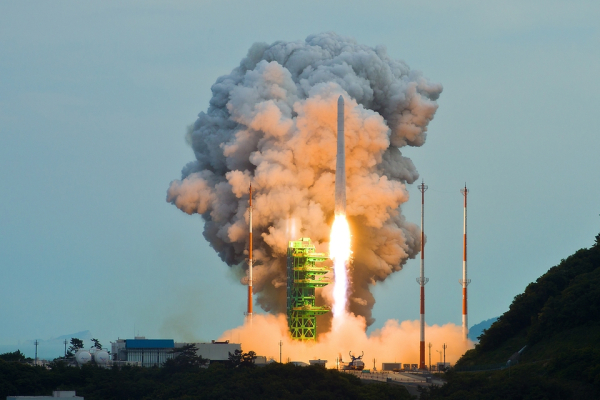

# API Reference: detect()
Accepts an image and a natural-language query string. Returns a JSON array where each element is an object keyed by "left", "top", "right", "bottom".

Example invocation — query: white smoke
[{"left": 167, "top": 32, "right": 442, "bottom": 326}]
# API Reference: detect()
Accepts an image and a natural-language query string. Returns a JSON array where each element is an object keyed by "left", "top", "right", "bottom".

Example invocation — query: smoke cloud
[
  {"left": 167, "top": 32, "right": 442, "bottom": 325},
  {"left": 219, "top": 314, "right": 470, "bottom": 367}
]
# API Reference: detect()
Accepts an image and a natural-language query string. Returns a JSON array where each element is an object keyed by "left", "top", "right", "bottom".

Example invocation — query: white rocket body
[{"left": 335, "top": 96, "right": 346, "bottom": 215}]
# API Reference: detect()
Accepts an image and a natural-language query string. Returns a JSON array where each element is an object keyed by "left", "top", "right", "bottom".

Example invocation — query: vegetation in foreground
[
  {"left": 0, "top": 357, "right": 412, "bottom": 400},
  {"left": 422, "top": 232, "right": 600, "bottom": 399}
]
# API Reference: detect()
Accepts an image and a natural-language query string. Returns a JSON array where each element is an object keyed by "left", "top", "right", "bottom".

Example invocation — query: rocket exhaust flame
[
  {"left": 330, "top": 215, "right": 350, "bottom": 318},
  {"left": 331, "top": 96, "right": 351, "bottom": 320}
]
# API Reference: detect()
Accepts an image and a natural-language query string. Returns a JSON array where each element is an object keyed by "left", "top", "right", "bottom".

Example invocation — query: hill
[
  {"left": 468, "top": 317, "right": 498, "bottom": 342},
  {"left": 425, "top": 232, "right": 600, "bottom": 399}
]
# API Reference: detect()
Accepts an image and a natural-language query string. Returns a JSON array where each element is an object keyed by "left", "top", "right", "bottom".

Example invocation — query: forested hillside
[
  {"left": 461, "top": 232, "right": 600, "bottom": 363},
  {"left": 425, "top": 232, "right": 600, "bottom": 399}
]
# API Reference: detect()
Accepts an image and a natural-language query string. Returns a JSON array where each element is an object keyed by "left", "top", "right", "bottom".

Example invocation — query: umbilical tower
[{"left": 287, "top": 238, "right": 331, "bottom": 340}]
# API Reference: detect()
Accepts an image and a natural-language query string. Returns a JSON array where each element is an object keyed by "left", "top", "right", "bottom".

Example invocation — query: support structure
[
  {"left": 416, "top": 181, "right": 429, "bottom": 369},
  {"left": 247, "top": 184, "right": 253, "bottom": 323},
  {"left": 443, "top": 343, "right": 447, "bottom": 365},
  {"left": 459, "top": 185, "right": 471, "bottom": 341},
  {"left": 287, "top": 238, "right": 330, "bottom": 340},
  {"left": 428, "top": 342, "right": 432, "bottom": 371}
]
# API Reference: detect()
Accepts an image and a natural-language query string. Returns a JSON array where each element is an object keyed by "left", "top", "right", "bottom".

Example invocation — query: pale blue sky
[{"left": 1, "top": 1, "right": 599, "bottom": 358}]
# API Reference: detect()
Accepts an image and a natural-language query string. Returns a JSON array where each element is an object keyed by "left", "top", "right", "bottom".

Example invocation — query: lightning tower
[
  {"left": 459, "top": 184, "right": 471, "bottom": 341},
  {"left": 416, "top": 181, "right": 428, "bottom": 369},
  {"left": 247, "top": 184, "right": 253, "bottom": 323}
]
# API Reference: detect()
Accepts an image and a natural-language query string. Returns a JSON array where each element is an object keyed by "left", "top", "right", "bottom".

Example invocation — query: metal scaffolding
[{"left": 286, "top": 237, "right": 331, "bottom": 341}]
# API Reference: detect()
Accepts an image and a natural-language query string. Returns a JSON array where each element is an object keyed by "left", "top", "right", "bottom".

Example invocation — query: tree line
[{"left": 0, "top": 353, "right": 411, "bottom": 399}]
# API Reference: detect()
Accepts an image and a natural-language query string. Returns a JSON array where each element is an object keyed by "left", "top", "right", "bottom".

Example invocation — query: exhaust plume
[
  {"left": 219, "top": 314, "right": 470, "bottom": 367},
  {"left": 167, "top": 32, "right": 442, "bottom": 326}
]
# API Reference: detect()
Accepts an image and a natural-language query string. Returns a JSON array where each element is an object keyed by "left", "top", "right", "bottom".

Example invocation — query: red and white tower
[
  {"left": 459, "top": 184, "right": 471, "bottom": 341},
  {"left": 416, "top": 181, "right": 428, "bottom": 369},
  {"left": 248, "top": 184, "right": 253, "bottom": 323}
]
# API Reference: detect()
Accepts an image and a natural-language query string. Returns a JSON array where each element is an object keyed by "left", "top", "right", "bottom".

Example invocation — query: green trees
[
  {"left": 467, "top": 234, "right": 600, "bottom": 357},
  {"left": 0, "top": 359, "right": 412, "bottom": 399},
  {"left": 62, "top": 338, "right": 102, "bottom": 359},
  {"left": 0, "top": 350, "right": 29, "bottom": 362},
  {"left": 434, "top": 232, "right": 600, "bottom": 399},
  {"left": 227, "top": 349, "right": 257, "bottom": 368},
  {"left": 528, "top": 267, "right": 600, "bottom": 343},
  {"left": 65, "top": 338, "right": 84, "bottom": 357},
  {"left": 163, "top": 344, "right": 209, "bottom": 372}
]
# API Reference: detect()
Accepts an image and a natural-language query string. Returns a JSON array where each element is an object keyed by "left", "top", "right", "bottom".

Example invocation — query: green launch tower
[{"left": 286, "top": 237, "right": 331, "bottom": 341}]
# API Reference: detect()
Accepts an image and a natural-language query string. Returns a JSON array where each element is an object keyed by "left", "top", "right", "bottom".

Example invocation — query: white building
[
  {"left": 111, "top": 337, "right": 175, "bottom": 367},
  {"left": 110, "top": 337, "right": 241, "bottom": 367},
  {"left": 193, "top": 340, "right": 241, "bottom": 363}
]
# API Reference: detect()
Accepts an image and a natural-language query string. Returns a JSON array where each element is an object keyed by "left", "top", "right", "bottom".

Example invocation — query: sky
[{"left": 1, "top": 1, "right": 599, "bottom": 359}]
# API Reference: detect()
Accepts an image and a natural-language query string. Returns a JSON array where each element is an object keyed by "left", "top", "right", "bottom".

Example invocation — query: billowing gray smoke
[{"left": 167, "top": 32, "right": 442, "bottom": 327}]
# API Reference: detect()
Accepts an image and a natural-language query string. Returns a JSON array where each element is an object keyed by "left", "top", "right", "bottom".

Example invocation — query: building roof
[{"left": 125, "top": 339, "right": 174, "bottom": 349}]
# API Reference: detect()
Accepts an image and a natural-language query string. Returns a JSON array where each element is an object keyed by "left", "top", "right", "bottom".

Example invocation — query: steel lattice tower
[{"left": 287, "top": 238, "right": 331, "bottom": 340}]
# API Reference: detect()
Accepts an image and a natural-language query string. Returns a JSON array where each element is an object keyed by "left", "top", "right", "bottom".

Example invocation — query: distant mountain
[
  {"left": 22, "top": 330, "right": 93, "bottom": 346},
  {"left": 468, "top": 317, "right": 498, "bottom": 342},
  {"left": 0, "top": 330, "right": 94, "bottom": 360}
]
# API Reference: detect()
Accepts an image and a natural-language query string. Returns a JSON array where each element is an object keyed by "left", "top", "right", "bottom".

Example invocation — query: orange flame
[{"left": 330, "top": 214, "right": 351, "bottom": 319}]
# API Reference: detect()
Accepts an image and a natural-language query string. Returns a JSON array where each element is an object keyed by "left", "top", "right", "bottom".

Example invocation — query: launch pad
[{"left": 286, "top": 238, "right": 331, "bottom": 340}]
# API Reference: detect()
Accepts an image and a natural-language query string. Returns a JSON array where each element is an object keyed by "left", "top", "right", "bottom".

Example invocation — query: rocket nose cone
[{"left": 338, "top": 95, "right": 344, "bottom": 104}]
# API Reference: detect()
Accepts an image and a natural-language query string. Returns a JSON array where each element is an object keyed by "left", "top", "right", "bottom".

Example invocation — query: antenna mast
[
  {"left": 416, "top": 180, "right": 428, "bottom": 369},
  {"left": 459, "top": 184, "right": 471, "bottom": 341}
]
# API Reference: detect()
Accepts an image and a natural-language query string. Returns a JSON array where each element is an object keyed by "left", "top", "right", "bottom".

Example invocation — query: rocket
[{"left": 335, "top": 95, "right": 346, "bottom": 215}]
